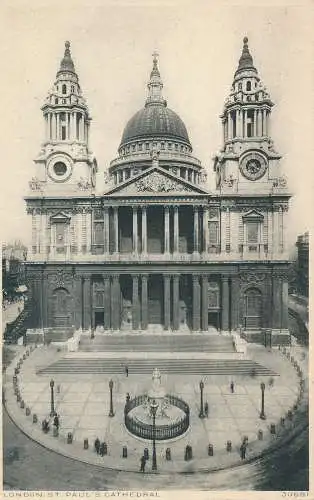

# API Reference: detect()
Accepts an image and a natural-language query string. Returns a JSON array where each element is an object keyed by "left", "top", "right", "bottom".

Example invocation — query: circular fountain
[{"left": 124, "top": 368, "right": 190, "bottom": 441}]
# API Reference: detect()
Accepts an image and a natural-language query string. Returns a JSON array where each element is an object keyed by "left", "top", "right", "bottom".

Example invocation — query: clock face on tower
[{"left": 240, "top": 154, "right": 267, "bottom": 181}]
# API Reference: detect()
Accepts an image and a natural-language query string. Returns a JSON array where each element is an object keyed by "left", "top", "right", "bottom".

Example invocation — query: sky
[{"left": 0, "top": 1, "right": 313, "bottom": 249}]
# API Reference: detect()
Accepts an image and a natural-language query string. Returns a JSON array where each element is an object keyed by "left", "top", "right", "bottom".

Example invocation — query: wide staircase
[
  {"left": 78, "top": 333, "right": 235, "bottom": 353},
  {"left": 38, "top": 357, "right": 277, "bottom": 376}
]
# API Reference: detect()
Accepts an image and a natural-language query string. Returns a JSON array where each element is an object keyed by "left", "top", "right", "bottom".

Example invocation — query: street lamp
[
  {"left": 260, "top": 382, "right": 266, "bottom": 420},
  {"left": 150, "top": 399, "right": 158, "bottom": 471},
  {"left": 199, "top": 380, "right": 205, "bottom": 418},
  {"left": 109, "top": 379, "right": 114, "bottom": 417},
  {"left": 50, "top": 379, "right": 55, "bottom": 417}
]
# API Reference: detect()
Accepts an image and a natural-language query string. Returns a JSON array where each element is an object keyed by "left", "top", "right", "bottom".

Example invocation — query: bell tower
[
  {"left": 214, "top": 37, "right": 287, "bottom": 195},
  {"left": 30, "top": 41, "right": 97, "bottom": 194}
]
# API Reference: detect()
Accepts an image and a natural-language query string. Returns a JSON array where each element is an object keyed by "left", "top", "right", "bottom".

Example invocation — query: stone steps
[
  {"left": 37, "top": 358, "right": 276, "bottom": 376},
  {"left": 78, "top": 334, "right": 235, "bottom": 353}
]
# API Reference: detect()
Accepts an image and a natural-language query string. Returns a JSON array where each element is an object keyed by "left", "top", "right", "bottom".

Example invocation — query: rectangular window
[
  {"left": 209, "top": 222, "right": 218, "bottom": 244},
  {"left": 61, "top": 126, "right": 66, "bottom": 140},
  {"left": 93, "top": 222, "right": 104, "bottom": 245},
  {"left": 246, "top": 221, "right": 259, "bottom": 244},
  {"left": 55, "top": 223, "right": 66, "bottom": 254}
]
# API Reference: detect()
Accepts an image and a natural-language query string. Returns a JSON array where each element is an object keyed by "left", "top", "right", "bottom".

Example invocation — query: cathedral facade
[{"left": 25, "top": 38, "right": 291, "bottom": 345}]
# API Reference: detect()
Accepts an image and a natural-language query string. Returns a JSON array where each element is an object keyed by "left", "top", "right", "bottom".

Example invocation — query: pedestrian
[
  {"left": 230, "top": 381, "right": 235, "bottom": 393},
  {"left": 240, "top": 443, "right": 247, "bottom": 460},
  {"left": 94, "top": 437, "right": 100, "bottom": 454},
  {"left": 268, "top": 377, "right": 274, "bottom": 388},
  {"left": 53, "top": 414, "right": 60, "bottom": 429},
  {"left": 99, "top": 442, "right": 105, "bottom": 457},
  {"left": 140, "top": 455, "right": 146, "bottom": 472},
  {"left": 125, "top": 365, "right": 129, "bottom": 377},
  {"left": 204, "top": 401, "right": 209, "bottom": 418}
]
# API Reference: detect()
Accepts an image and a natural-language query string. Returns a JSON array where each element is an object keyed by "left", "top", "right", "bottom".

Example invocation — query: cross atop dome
[
  {"left": 58, "top": 40, "right": 76, "bottom": 75},
  {"left": 234, "top": 36, "right": 257, "bottom": 78},
  {"left": 146, "top": 50, "right": 166, "bottom": 107}
]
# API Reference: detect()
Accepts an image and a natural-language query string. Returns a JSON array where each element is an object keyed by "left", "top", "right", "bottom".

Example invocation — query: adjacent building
[{"left": 25, "top": 38, "right": 291, "bottom": 344}]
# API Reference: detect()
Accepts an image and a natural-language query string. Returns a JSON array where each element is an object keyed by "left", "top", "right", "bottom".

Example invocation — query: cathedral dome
[{"left": 120, "top": 103, "right": 191, "bottom": 148}]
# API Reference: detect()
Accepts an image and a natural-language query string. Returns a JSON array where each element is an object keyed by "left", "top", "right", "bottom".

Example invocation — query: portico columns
[
  {"left": 202, "top": 206, "right": 209, "bottom": 254},
  {"left": 193, "top": 207, "right": 199, "bottom": 254},
  {"left": 221, "top": 276, "right": 230, "bottom": 332},
  {"left": 173, "top": 275, "right": 180, "bottom": 330},
  {"left": 111, "top": 274, "right": 120, "bottom": 330},
  {"left": 164, "top": 275, "right": 171, "bottom": 330},
  {"left": 132, "top": 275, "right": 139, "bottom": 330},
  {"left": 192, "top": 275, "right": 201, "bottom": 331},
  {"left": 83, "top": 276, "right": 91, "bottom": 331},
  {"left": 141, "top": 274, "right": 148, "bottom": 330},
  {"left": 113, "top": 207, "right": 119, "bottom": 253},
  {"left": 104, "top": 207, "right": 110, "bottom": 254},
  {"left": 201, "top": 275, "right": 208, "bottom": 331},
  {"left": 103, "top": 276, "right": 111, "bottom": 329},
  {"left": 164, "top": 206, "right": 170, "bottom": 254},
  {"left": 174, "top": 206, "right": 179, "bottom": 253},
  {"left": 141, "top": 207, "right": 147, "bottom": 254},
  {"left": 132, "top": 207, "right": 138, "bottom": 254}
]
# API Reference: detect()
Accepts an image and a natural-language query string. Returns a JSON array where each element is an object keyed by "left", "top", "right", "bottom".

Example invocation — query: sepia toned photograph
[{"left": 1, "top": 1, "right": 311, "bottom": 494}]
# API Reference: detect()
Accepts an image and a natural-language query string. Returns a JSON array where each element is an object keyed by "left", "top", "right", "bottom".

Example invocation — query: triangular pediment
[
  {"left": 50, "top": 211, "right": 71, "bottom": 223},
  {"left": 242, "top": 209, "right": 264, "bottom": 220},
  {"left": 104, "top": 166, "right": 209, "bottom": 196}
]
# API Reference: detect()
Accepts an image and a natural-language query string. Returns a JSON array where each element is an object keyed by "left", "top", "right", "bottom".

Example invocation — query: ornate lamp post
[
  {"left": 150, "top": 399, "right": 158, "bottom": 471},
  {"left": 108, "top": 379, "right": 114, "bottom": 417},
  {"left": 50, "top": 379, "right": 55, "bottom": 417},
  {"left": 199, "top": 380, "right": 205, "bottom": 418},
  {"left": 260, "top": 382, "right": 266, "bottom": 420}
]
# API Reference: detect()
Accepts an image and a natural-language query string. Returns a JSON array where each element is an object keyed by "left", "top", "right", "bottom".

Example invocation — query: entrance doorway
[
  {"left": 208, "top": 311, "right": 220, "bottom": 330},
  {"left": 94, "top": 311, "right": 104, "bottom": 328},
  {"left": 244, "top": 288, "right": 262, "bottom": 329}
]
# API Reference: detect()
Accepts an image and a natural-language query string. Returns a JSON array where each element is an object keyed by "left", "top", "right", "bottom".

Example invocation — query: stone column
[
  {"left": 236, "top": 109, "right": 241, "bottom": 137},
  {"left": 141, "top": 274, "right": 148, "bottom": 330},
  {"left": 221, "top": 276, "right": 230, "bottom": 332},
  {"left": 272, "top": 274, "right": 281, "bottom": 329},
  {"left": 253, "top": 109, "right": 257, "bottom": 136},
  {"left": 201, "top": 275, "right": 208, "bottom": 331},
  {"left": 132, "top": 275, "right": 139, "bottom": 330},
  {"left": 132, "top": 206, "right": 138, "bottom": 254},
  {"left": 262, "top": 109, "right": 267, "bottom": 136},
  {"left": 164, "top": 274, "right": 171, "bottom": 330},
  {"left": 244, "top": 110, "right": 248, "bottom": 138},
  {"left": 83, "top": 276, "right": 91, "bottom": 331},
  {"left": 193, "top": 206, "right": 199, "bottom": 254},
  {"left": 173, "top": 275, "right": 180, "bottom": 330},
  {"left": 230, "top": 276, "right": 240, "bottom": 331},
  {"left": 104, "top": 207, "right": 110, "bottom": 254},
  {"left": 111, "top": 274, "right": 120, "bottom": 330},
  {"left": 281, "top": 278, "right": 289, "bottom": 329},
  {"left": 164, "top": 206, "right": 170, "bottom": 253},
  {"left": 141, "top": 206, "right": 147, "bottom": 254},
  {"left": 174, "top": 206, "right": 179, "bottom": 253},
  {"left": 104, "top": 276, "right": 111, "bottom": 329},
  {"left": 113, "top": 207, "right": 119, "bottom": 253},
  {"left": 227, "top": 112, "right": 232, "bottom": 139},
  {"left": 202, "top": 206, "right": 209, "bottom": 254},
  {"left": 192, "top": 275, "right": 201, "bottom": 331}
]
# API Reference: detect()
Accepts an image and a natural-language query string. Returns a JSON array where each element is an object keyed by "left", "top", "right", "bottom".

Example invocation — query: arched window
[
  {"left": 62, "top": 84, "right": 67, "bottom": 94},
  {"left": 246, "top": 81, "right": 251, "bottom": 91},
  {"left": 244, "top": 288, "right": 262, "bottom": 329}
]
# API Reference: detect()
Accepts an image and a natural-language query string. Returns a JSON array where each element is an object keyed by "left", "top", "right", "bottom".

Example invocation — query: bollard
[
  {"left": 280, "top": 417, "right": 285, "bottom": 426},
  {"left": 258, "top": 429, "right": 263, "bottom": 440},
  {"left": 226, "top": 440, "right": 232, "bottom": 452},
  {"left": 270, "top": 423, "right": 276, "bottom": 435},
  {"left": 166, "top": 448, "right": 171, "bottom": 461},
  {"left": 144, "top": 448, "right": 149, "bottom": 461},
  {"left": 33, "top": 414, "right": 38, "bottom": 423},
  {"left": 53, "top": 426, "right": 59, "bottom": 437},
  {"left": 122, "top": 445, "right": 128, "bottom": 458},
  {"left": 84, "top": 438, "right": 89, "bottom": 449},
  {"left": 208, "top": 444, "right": 214, "bottom": 456},
  {"left": 25, "top": 407, "right": 31, "bottom": 416},
  {"left": 67, "top": 432, "right": 73, "bottom": 444}
]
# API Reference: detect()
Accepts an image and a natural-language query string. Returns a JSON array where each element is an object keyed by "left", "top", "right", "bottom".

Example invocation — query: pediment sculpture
[{"left": 135, "top": 172, "right": 192, "bottom": 193}]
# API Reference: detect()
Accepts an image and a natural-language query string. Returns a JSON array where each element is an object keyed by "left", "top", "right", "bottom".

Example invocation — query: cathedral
[{"left": 25, "top": 38, "right": 291, "bottom": 345}]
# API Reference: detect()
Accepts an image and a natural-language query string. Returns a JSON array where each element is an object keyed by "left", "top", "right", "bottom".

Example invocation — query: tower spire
[
  {"left": 58, "top": 41, "right": 76, "bottom": 75},
  {"left": 235, "top": 36, "right": 257, "bottom": 77},
  {"left": 146, "top": 51, "right": 166, "bottom": 107}
]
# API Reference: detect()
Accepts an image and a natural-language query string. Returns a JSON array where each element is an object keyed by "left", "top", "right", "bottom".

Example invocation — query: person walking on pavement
[
  {"left": 140, "top": 455, "right": 146, "bottom": 472},
  {"left": 125, "top": 365, "right": 129, "bottom": 377},
  {"left": 94, "top": 437, "right": 100, "bottom": 454},
  {"left": 53, "top": 414, "right": 60, "bottom": 430},
  {"left": 230, "top": 381, "right": 235, "bottom": 393},
  {"left": 204, "top": 401, "right": 209, "bottom": 418}
]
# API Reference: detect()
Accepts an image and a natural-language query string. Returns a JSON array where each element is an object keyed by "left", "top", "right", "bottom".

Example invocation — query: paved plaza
[{"left": 3, "top": 339, "right": 307, "bottom": 475}]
